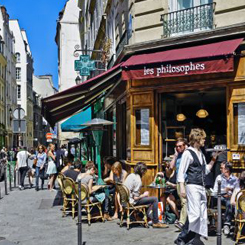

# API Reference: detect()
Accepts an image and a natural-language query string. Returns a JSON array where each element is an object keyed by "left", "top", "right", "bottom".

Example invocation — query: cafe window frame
[
  {"left": 133, "top": 107, "right": 152, "bottom": 148},
  {"left": 232, "top": 100, "right": 245, "bottom": 148}
]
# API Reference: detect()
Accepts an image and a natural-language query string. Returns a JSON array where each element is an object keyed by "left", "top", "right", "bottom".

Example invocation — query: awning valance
[
  {"left": 61, "top": 107, "right": 91, "bottom": 132},
  {"left": 122, "top": 38, "right": 243, "bottom": 80},
  {"left": 42, "top": 64, "right": 122, "bottom": 127}
]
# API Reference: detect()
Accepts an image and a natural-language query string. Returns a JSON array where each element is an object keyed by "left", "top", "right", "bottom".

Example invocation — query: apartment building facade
[
  {"left": 0, "top": 6, "right": 17, "bottom": 149},
  {"left": 9, "top": 20, "right": 34, "bottom": 148}
]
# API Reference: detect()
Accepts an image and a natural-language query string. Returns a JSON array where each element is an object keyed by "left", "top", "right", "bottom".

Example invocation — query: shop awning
[
  {"left": 122, "top": 38, "right": 243, "bottom": 80},
  {"left": 61, "top": 107, "right": 91, "bottom": 132},
  {"left": 42, "top": 63, "right": 122, "bottom": 127}
]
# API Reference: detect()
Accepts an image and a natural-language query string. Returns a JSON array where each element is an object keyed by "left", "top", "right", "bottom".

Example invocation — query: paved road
[{"left": 0, "top": 180, "right": 236, "bottom": 245}]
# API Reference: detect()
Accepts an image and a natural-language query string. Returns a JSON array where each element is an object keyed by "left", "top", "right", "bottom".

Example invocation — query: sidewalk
[{"left": 0, "top": 181, "right": 235, "bottom": 245}]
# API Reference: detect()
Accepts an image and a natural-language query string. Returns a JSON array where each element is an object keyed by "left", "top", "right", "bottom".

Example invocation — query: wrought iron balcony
[{"left": 161, "top": 3, "right": 216, "bottom": 38}]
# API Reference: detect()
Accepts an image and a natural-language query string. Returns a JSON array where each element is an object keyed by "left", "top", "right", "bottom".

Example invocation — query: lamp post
[{"left": 82, "top": 118, "right": 114, "bottom": 185}]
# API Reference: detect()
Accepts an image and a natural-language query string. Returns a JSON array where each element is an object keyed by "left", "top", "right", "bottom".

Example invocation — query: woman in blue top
[{"left": 35, "top": 145, "right": 47, "bottom": 191}]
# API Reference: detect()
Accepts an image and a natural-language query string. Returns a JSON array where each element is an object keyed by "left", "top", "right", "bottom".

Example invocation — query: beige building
[{"left": 78, "top": 0, "right": 245, "bottom": 67}]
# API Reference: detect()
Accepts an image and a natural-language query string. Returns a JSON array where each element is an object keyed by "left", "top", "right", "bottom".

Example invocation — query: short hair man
[
  {"left": 15, "top": 146, "right": 31, "bottom": 190},
  {"left": 63, "top": 159, "right": 82, "bottom": 181},
  {"left": 213, "top": 162, "right": 239, "bottom": 234},
  {"left": 170, "top": 138, "right": 187, "bottom": 230}
]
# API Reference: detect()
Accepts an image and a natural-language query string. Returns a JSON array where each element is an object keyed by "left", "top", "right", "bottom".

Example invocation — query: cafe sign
[{"left": 122, "top": 57, "right": 234, "bottom": 80}]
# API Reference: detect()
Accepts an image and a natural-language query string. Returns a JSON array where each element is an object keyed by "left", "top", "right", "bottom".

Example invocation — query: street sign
[
  {"left": 74, "top": 55, "right": 96, "bottom": 76},
  {"left": 46, "top": 133, "right": 53, "bottom": 139},
  {"left": 12, "top": 119, "right": 26, "bottom": 133},
  {"left": 13, "top": 107, "right": 25, "bottom": 120}
]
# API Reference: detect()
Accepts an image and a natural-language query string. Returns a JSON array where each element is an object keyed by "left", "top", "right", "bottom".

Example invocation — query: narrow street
[{"left": 0, "top": 181, "right": 234, "bottom": 245}]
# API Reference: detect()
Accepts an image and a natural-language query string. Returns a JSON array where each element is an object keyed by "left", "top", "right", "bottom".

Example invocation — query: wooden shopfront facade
[{"left": 103, "top": 37, "right": 245, "bottom": 188}]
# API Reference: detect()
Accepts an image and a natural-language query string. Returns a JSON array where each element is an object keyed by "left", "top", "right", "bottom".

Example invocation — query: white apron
[{"left": 186, "top": 184, "right": 208, "bottom": 238}]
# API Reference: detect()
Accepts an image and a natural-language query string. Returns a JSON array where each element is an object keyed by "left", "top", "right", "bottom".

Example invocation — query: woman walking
[
  {"left": 35, "top": 145, "right": 47, "bottom": 191},
  {"left": 46, "top": 144, "right": 57, "bottom": 191}
]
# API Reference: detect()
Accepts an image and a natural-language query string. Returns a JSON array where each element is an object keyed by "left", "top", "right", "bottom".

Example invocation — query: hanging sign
[{"left": 74, "top": 55, "right": 96, "bottom": 76}]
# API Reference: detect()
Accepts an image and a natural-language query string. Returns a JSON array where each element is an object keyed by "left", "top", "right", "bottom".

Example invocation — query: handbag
[{"left": 40, "top": 163, "right": 49, "bottom": 180}]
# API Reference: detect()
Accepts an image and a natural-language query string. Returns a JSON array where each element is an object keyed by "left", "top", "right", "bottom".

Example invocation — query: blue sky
[{"left": 1, "top": 0, "right": 68, "bottom": 88}]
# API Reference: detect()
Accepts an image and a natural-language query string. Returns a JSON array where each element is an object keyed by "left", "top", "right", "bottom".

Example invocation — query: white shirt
[
  {"left": 124, "top": 173, "right": 142, "bottom": 204},
  {"left": 177, "top": 146, "right": 210, "bottom": 183},
  {"left": 17, "top": 150, "right": 30, "bottom": 169}
]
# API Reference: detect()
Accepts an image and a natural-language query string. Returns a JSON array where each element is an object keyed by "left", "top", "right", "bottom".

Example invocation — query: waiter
[{"left": 177, "top": 128, "right": 217, "bottom": 244}]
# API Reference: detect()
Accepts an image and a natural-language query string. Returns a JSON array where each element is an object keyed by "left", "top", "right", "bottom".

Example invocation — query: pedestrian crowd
[{"left": 1, "top": 128, "right": 244, "bottom": 244}]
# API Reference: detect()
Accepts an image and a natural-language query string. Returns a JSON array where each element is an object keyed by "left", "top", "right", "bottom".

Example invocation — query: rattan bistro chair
[
  {"left": 74, "top": 183, "right": 104, "bottom": 226},
  {"left": 116, "top": 183, "right": 149, "bottom": 230},
  {"left": 235, "top": 190, "right": 245, "bottom": 244},
  {"left": 61, "top": 177, "right": 77, "bottom": 219}
]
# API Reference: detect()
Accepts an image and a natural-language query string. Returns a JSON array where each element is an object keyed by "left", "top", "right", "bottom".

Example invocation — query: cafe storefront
[{"left": 102, "top": 38, "right": 245, "bottom": 189}]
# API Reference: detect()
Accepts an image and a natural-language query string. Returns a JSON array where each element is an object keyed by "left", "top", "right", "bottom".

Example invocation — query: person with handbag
[
  {"left": 46, "top": 144, "right": 57, "bottom": 191},
  {"left": 15, "top": 146, "right": 31, "bottom": 190},
  {"left": 35, "top": 145, "right": 47, "bottom": 191}
]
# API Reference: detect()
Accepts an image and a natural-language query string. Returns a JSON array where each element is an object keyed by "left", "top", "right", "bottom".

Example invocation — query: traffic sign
[
  {"left": 46, "top": 133, "right": 53, "bottom": 139},
  {"left": 13, "top": 107, "right": 25, "bottom": 120}
]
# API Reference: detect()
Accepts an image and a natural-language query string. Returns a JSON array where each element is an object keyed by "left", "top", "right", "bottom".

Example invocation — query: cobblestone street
[{"left": 0, "top": 181, "right": 235, "bottom": 245}]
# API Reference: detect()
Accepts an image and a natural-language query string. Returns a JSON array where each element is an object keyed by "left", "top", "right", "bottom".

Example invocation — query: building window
[
  {"left": 17, "top": 85, "right": 21, "bottom": 100},
  {"left": 16, "top": 68, "right": 21, "bottom": 80},
  {"left": 15, "top": 52, "right": 21, "bottom": 63}
]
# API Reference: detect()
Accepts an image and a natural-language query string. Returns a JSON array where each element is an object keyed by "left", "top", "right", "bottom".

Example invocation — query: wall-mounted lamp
[{"left": 75, "top": 75, "right": 82, "bottom": 85}]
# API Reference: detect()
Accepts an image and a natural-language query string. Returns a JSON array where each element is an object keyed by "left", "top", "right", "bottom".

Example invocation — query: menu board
[
  {"left": 238, "top": 103, "right": 245, "bottom": 145},
  {"left": 140, "top": 109, "right": 150, "bottom": 145}
]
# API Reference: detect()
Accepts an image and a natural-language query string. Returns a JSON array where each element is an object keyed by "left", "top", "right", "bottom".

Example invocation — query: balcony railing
[{"left": 161, "top": 2, "right": 215, "bottom": 38}]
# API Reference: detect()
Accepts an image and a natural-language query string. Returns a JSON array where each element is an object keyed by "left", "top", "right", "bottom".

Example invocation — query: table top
[
  {"left": 206, "top": 190, "right": 227, "bottom": 197},
  {"left": 147, "top": 184, "right": 166, "bottom": 189}
]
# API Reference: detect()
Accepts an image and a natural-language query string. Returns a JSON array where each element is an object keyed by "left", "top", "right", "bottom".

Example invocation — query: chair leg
[
  {"left": 120, "top": 209, "right": 124, "bottom": 227},
  {"left": 143, "top": 208, "right": 149, "bottom": 228},
  {"left": 98, "top": 204, "right": 104, "bottom": 222},
  {"left": 236, "top": 222, "right": 242, "bottom": 244},
  {"left": 127, "top": 208, "right": 130, "bottom": 230},
  {"left": 62, "top": 198, "right": 67, "bottom": 217},
  {"left": 86, "top": 206, "right": 91, "bottom": 226},
  {"left": 71, "top": 196, "right": 76, "bottom": 219}
]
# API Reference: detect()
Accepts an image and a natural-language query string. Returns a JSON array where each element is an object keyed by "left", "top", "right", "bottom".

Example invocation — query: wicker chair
[
  {"left": 74, "top": 183, "right": 104, "bottom": 226},
  {"left": 116, "top": 183, "right": 149, "bottom": 230},
  {"left": 235, "top": 190, "right": 245, "bottom": 244},
  {"left": 61, "top": 177, "right": 77, "bottom": 219}
]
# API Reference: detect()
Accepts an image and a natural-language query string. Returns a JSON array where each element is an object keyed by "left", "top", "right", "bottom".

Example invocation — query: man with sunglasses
[{"left": 170, "top": 138, "right": 187, "bottom": 230}]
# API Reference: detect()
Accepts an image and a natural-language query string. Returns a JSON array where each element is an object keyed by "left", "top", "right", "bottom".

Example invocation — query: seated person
[
  {"left": 102, "top": 156, "right": 117, "bottom": 178},
  {"left": 124, "top": 162, "right": 168, "bottom": 228},
  {"left": 104, "top": 161, "right": 128, "bottom": 220},
  {"left": 213, "top": 162, "right": 239, "bottom": 233},
  {"left": 63, "top": 159, "right": 82, "bottom": 181},
  {"left": 76, "top": 161, "right": 100, "bottom": 202},
  {"left": 61, "top": 154, "right": 74, "bottom": 173},
  {"left": 231, "top": 171, "right": 245, "bottom": 206},
  {"left": 154, "top": 165, "right": 179, "bottom": 224}
]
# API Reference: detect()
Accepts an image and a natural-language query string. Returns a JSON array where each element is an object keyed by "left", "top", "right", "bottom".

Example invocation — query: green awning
[{"left": 61, "top": 107, "right": 91, "bottom": 132}]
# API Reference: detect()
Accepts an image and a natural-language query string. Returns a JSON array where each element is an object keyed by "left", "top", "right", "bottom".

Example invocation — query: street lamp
[
  {"left": 82, "top": 118, "right": 114, "bottom": 185},
  {"left": 75, "top": 75, "right": 82, "bottom": 85}
]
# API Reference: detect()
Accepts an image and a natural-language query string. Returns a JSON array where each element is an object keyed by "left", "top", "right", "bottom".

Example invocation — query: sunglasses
[{"left": 176, "top": 145, "right": 184, "bottom": 148}]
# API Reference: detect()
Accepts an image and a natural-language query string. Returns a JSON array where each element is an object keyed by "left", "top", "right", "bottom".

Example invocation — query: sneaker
[
  {"left": 223, "top": 224, "right": 230, "bottom": 235},
  {"left": 175, "top": 220, "right": 184, "bottom": 230},
  {"left": 152, "top": 222, "right": 169, "bottom": 228}
]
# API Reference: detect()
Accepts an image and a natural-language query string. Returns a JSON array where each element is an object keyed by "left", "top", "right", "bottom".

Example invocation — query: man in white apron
[{"left": 176, "top": 128, "right": 217, "bottom": 244}]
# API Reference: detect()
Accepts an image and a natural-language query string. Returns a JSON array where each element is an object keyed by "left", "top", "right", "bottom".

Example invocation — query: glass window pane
[
  {"left": 233, "top": 103, "right": 245, "bottom": 145},
  {"left": 135, "top": 108, "right": 150, "bottom": 146}
]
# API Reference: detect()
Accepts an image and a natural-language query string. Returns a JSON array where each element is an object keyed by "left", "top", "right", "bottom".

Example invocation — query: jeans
[
  {"left": 35, "top": 167, "right": 44, "bottom": 188},
  {"left": 221, "top": 197, "right": 234, "bottom": 224},
  {"left": 19, "top": 166, "right": 29, "bottom": 187},
  {"left": 104, "top": 186, "right": 115, "bottom": 214},
  {"left": 136, "top": 196, "right": 159, "bottom": 224}
]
